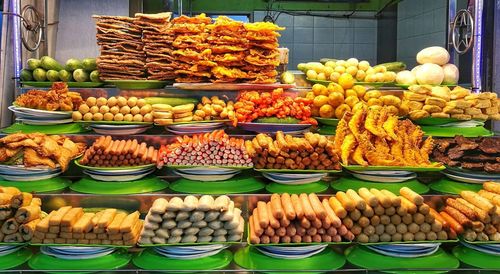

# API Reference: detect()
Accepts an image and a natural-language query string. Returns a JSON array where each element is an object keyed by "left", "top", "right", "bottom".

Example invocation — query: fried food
[{"left": 15, "top": 82, "right": 83, "bottom": 111}]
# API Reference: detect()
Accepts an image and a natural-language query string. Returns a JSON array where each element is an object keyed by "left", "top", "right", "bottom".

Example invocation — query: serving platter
[
  {"left": 173, "top": 82, "right": 295, "bottom": 91},
  {"left": 21, "top": 81, "right": 105, "bottom": 88},
  {"left": 75, "top": 159, "right": 156, "bottom": 172},
  {"left": 15, "top": 118, "right": 73, "bottom": 126},
  {"left": 314, "top": 117, "right": 339, "bottom": 126},
  {"left": 429, "top": 178, "right": 483, "bottom": 195},
  {"left": 2, "top": 123, "right": 89, "bottom": 134},
  {"left": 237, "top": 122, "right": 312, "bottom": 133},
  {"left": 104, "top": 80, "right": 168, "bottom": 89},
  {"left": 452, "top": 245, "right": 500, "bottom": 269},
  {"left": 332, "top": 177, "right": 429, "bottom": 195},
  {"left": 342, "top": 163, "right": 445, "bottom": 172},
  {"left": 307, "top": 78, "right": 391, "bottom": 88}
]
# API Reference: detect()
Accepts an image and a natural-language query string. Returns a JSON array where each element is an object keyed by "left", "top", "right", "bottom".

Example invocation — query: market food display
[
  {"left": 0, "top": 187, "right": 42, "bottom": 242},
  {"left": 193, "top": 96, "right": 235, "bottom": 121},
  {"left": 249, "top": 193, "right": 354, "bottom": 244},
  {"left": 158, "top": 130, "right": 252, "bottom": 167},
  {"left": 0, "top": 133, "right": 86, "bottom": 171},
  {"left": 405, "top": 85, "right": 500, "bottom": 121},
  {"left": 20, "top": 56, "right": 100, "bottom": 83},
  {"left": 152, "top": 103, "right": 195, "bottom": 125},
  {"left": 333, "top": 107, "right": 437, "bottom": 167},
  {"left": 32, "top": 207, "right": 142, "bottom": 245},
  {"left": 15, "top": 82, "right": 83, "bottom": 111},
  {"left": 79, "top": 136, "right": 158, "bottom": 167},
  {"left": 72, "top": 96, "right": 154, "bottom": 122},
  {"left": 139, "top": 195, "right": 244, "bottom": 244},
  {"left": 246, "top": 131, "right": 340, "bottom": 170},
  {"left": 432, "top": 136, "right": 500, "bottom": 172}
]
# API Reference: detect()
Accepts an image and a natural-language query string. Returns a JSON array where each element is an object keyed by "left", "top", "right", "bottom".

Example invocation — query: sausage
[
  {"left": 115, "top": 140, "right": 126, "bottom": 155},
  {"left": 440, "top": 211, "right": 463, "bottom": 234},
  {"left": 138, "top": 142, "right": 148, "bottom": 158},
  {"left": 400, "top": 187, "right": 423, "bottom": 206},
  {"left": 270, "top": 194, "right": 284, "bottom": 219},
  {"left": 444, "top": 206, "right": 472, "bottom": 228},
  {"left": 483, "top": 182, "right": 500, "bottom": 195},
  {"left": 276, "top": 227, "right": 286, "bottom": 237},
  {"left": 308, "top": 193, "right": 327, "bottom": 220},
  {"left": 418, "top": 204, "right": 430, "bottom": 215},
  {"left": 363, "top": 205, "right": 374, "bottom": 218},
  {"left": 252, "top": 208, "right": 264, "bottom": 236},
  {"left": 311, "top": 217, "right": 323, "bottom": 229},
  {"left": 129, "top": 139, "right": 138, "bottom": 154},
  {"left": 123, "top": 140, "right": 132, "bottom": 155},
  {"left": 346, "top": 189, "right": 366, "bottom": 210},
  {"left": 456, "top": 198, "right": 490, "bottom": 223},
  {"left": 281, "top": 193, "right": 296, "bottom": 220},
  {"left": 257, "top": 201, "right": 269, "bottom": 229},
  {"left": 446, "top": 198, "right": 477, "bottom": 221},
  {"left": 328, "top": 197, "right": 347, "bottom": 218},
  {"left": 145, "top": 146, "right": 155, "bottom": 163},
  {"left": 358, "top": 188, "right": 378, "bottom": 207},
  {"left": 290, "top": 194, "right": 305, "bottom": 219},
  {"left": 300, "top": 217, "right": 311, "bottom": 229},
  {"left": 299, "top": 193, "right": 316, "bottom": 221},
  {"left": 400, "top": 197, "right": 417, "bottom": 214},
  {"left": 109, "top": 140, "right": 120, "bottom": 155},
  {"left": 265, "top": 226, "right": 275, "bottom": 237},
  {"left": 380, "top": 189, "right": 401, "bottom": 207},
  {"left": 336, "top": 192, "right": 355, "bottom": 211},
  {"left": 266, "top": 203, "right": 280, "bottom": 229},
  {"left": 280, "top": 213, "right": 290, "bottom": 227},
  {"left": 429, "top": 208, "right": 449, "bottom": 230},
  {"left": 369, "top": 189, "right": 391, "bottom": 208}
]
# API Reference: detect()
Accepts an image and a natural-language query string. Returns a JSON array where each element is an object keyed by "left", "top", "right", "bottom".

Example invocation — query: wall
[
  {"left": 396, "top": 0, "right": 447, "bottom": 68},
  {"left": 254, "top": 11, "right": 378, "bottom": 69}
]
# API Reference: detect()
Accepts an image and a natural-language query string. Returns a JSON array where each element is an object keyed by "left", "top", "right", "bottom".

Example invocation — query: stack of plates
[
  {"left": 0, "top": 165, "right": 61, "bottom": 181},
  {"left": 237, "top": 122, "right": 311, "bottom": 134},
  {"left": 461, "top": 242, "right": 500, "bottom": 256},
  {"left": 350, "top": 170, "right": 417, "bottom": 183},
  {"left": 40, "top": 246, "right": 116, "bottom": 260},
  {"left": 256, "top": 245, "right": 327, "bottom": 259},
  {"left": 166, "top": 122, "right": 225, "bottom": 135},
  {"left": 0, "top": 245, "right": 24, "bottom": 256},
  {"left": 262, "top": 172, "right": 326, "bottom": 185},
  {"left": 89, "top": 124, "right": 152, "bottom": 135},
  {"left": 153, "top": 244, "right": 228, "bottom": 260},
  {"left": 366, "top": 243, "right": 441, "bottom": 258},
  {"left": 442, "top": 167, "right": 500, "bottom": 184},
  {"left": 9, "top": 105, "right": 72, "bottom": 125},
  {"left": 77, "top": 163, "right": 156, "bottom": 182},
  {"left": 173, "top": 167, "right": 240, "bottom": 182}
]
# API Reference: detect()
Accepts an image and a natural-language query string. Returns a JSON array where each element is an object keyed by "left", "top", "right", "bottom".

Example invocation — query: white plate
[
  {"left": 366, "top": 245, "right": 440, "bottom": 258},
  {"left": 9, "top": 105, "right": 72, "bottom": 118},
  {"left": 166, "top": 128, "right": 217, "bottom": 135},
  {"left": 40, "top": 246, "right": 115, "bottom": 260},
  {"left": 84, "top": 168, "right": 154, "bottom": 176},
  {"left": 175, "top": 168, "right": 240, "bottom": 175},
  {"left": 0, "top": 245, "right": 23, "bottom": 256},
  {"left": 351, "top": 170, "right": 415, "bottom": 176},
  {"left": 83, "top": 169, "right": 154, "bottom": 182},
  {"left": 260, "top": 244, "right": 327, "bottom": 255},
  {"left": 90, "top": 125, "right": 152, "bottom": 135},
  {"left": 264, "top": 172, "right": 326, "bottom": 180},
  {"left": 461, "top": 242, "right": 500, "bottom": 256},
  {"left": 371, "top": 243, "right": 441, "bottom": 253},
  {"left": 442, "top": 172, "right": 486, "bottom": 184},
  {"left": 78, "top": 164, "right": 155, "bottom": 173},
  {"left": 262, "top": 173, "right": 323, "bottom": 185},
  {"left": 0, "top": 171, "right": 61, "bottom": 181},
  {"left": 351, "top": 173, "right": 416, "bottom": 183},
  {"left": 49, "top": 246, "right": 112, "bottom": 253},
  {"left": 154, "top": 248, "right": 222, "bottom": 260},
  {"left": 155, "top": 244, "right": 228, "bottom": 255},
  {"left": 173, "top": 170, "right": 239, "bottom": 181},
  {"left": 16, "top": 118, "right": 73, "bottom": 125},
  {"left": 0, "top": 165, "right": 61, "bottom": 175},
  {"left": 256, "top": 246, "right": 325, "bottom": 259},
  {"left": 174, "top": 166, "right": 241, "bottom": 173}
]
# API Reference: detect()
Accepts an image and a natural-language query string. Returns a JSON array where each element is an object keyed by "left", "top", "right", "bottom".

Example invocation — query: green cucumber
[
  {"left": 374, "top": 61, "right": 406, "bottom": 72},
  {"left": 144, "top": 97, "right": 198, "bottom": 106},
  {"left": 254, "top": 117, "right": 301, "bottom": 124},
  {"left": 320, "top": 58, "right": 338, "bottom": 64}
]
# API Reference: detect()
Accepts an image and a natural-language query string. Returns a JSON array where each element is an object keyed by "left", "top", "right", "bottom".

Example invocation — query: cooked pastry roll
[
  {"left": 0, "top": 205, "right": 12, "bottom": 221},
  {"left": 15, "top": 204, "right": 41, "bottom": 224},
  {"left": 1, "top": 218, "right": 19, "bottom": 234},
  {"left": 10, "top": 192, "right": 32, "bottom": 209},
  {"left": 20, "top": 219, "right": 40, "bottom": 241},
  {"left": 4, "top": 232, "right": 23, "bottom": 242}
]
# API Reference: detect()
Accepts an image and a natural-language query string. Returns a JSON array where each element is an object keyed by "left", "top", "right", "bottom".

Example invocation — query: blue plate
[
  {"left": 0, "top": 165, "right": 61, "bottom": 175},
  {"left": 445, "top": 166, "right": 500, "bottom": 180},
  {"left": 373, "top": 243, "right": 440, "bottom": 253},
  {"left": 262, "top": 172, "right": 324, "bottom": 185},
  {"left": 48, "top": 246, "right": 114, "bottom": 255},
  {"left": 442, "top": 172, "right": 486, "bottom": 184},
  {"left": 0, "top": 245, "right": 24, "bottom": 256},
  {"left": 259, "top": 245, "right": 327, "bottom": 256},
  {"left": 175, "top": 168, "right": 240, "bottom": 175},
  {"left": 461, "top": 242, "right": 500, "bottom": 256},
  {"left": 41, "top": 246, "right": 116, "bottom": 260},
  {"left": 351, "top": 170, "right": 415, "bottom": 176},
  {"left": 366, "top": 245, "right": 440, "bottom": 258},
  {"left": 237, "top": 122, "right": 311, "bottom": 134},
  {"left": 264, "top": 172, "right": 326, "bottom": 180},
  {"left": 350, "top": 172, "right": 416, "bottom": 183},
  {"left": 256, "top": 245, "right": 327, "bottom": 259}
]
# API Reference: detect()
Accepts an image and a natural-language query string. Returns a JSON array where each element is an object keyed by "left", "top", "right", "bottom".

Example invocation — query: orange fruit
[{"left": 338, "top": 73, "right": 355, "bottom": 89}]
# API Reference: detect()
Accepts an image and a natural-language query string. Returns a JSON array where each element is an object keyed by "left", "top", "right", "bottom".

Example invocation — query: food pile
[
  {"left": 20, "top": 56, "right": 100, "bottom": 83},
  {"left": 334, "top": 107, "right": 437, "bottom": 167},
  {"left": 152, "top": 103, "right": 195, "bottom": 125},
  {"left": 246, "top": 131, "right": 340, "bottom": 170},
  {"left": 249, "top": 193, "right": 354, "bottom": 244},
  {"left": 93, "top": 15, "right": 146, "bottom": 80},
  {"left": 158, "top": 130, "right": 252, "bottom": 167},
  {"left": 135, "top": 12, "right": 176, "bottom": 81},
  {"left": 193, "top": 96, "right": 235, "bottom": 121},
  {"left": 0, "top": 187, "right": 42, "bottom": 242},
  {"left": 437, "top": 182, "right": 500, "bottom": 241},
  {"left": 32, "top": 207, "right": 142, "bottom": 245},
  {"left": 72, "top": 96, "right": 154, "bottom": 122},
  {"left": 405, "top": 85, "right": 500, "bottom": 121},
  {"left": 15, "top": 82, "right": 83, "bottom": 111},
  {"left": 432, "top": 136, "right": 500, "bottom": 172},
  {"left": 335, "top": 187, "right": 452, "bottom": 243},
  {"left": 0, "top": 133, "right": 86, "bottom": 171},
  {"left": 139, "top": 195, "right": 244, "bottom": 244},
  {"left": 298, "top": 59, "right": 401, "bottom": 83},
  {"left": 79, "top": 136, "right": 158, "bottom": 167},
  {"left": 306, "top": 83, "right": 407, "bottom": 119},
  {"left": 233, "top": 88, "right": 315, "bottom": 125}
]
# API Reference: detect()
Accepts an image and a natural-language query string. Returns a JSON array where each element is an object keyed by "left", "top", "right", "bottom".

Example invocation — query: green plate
[
  {"left": 2, "top": 123, "right": 89, "bottom": 134},
  {"left": 317, "top": 125, "right": 337, "bottom": 135},
  {"left": 420, "top": 125, "right": 493, "bottom": 137},
  {"left": 314, "top": 117, "right": 339, "bottom": 126},
  {"left": 75, "top": 159, "right": 155, "bottom": 171},
  {"left": 452, "top": 245, "right": 500, "bottom": 269},
  {"left": 307, "top": 78, "right": 390, "bottom": 87},
  {"left": 342, "top": 164, "right": 444, "bottom": 172},
  {"left": 360, "top": 239, "right": 458, "bottom": 245},
  {"left": 74, "top": 120, "right": 153, "bottom": 125},
  {"left": 164, "top": 119, "right": 230, "bottom": 126},
  {"left": 169, "top": 165, "right": 252, "bottom": 170},
  {"left": 332, "top": 177, "right": 429, "bottom": 195},
  {"left": 139, "top": 241, "right": 241, "bottom": 247},
  {"left": 0, "top": 177, "right": 71, "bottom": 193},
  {"left": 105, "top": 80, "right": 168, "bottom": 90},
  {"left": 0, "top": 248, "right": 31, "bottom": 270},
  {"left": 266, "top": 181, "right": 329, "bottom": 194},
  {"left": 256, "top": 169, "right": 341, "bottom": 174},
  {"left": 28, "top": 249, "right": 131, "bottom": 273},
  {"left": 413, "top": 117, "right": 464, "bottom": 126},
  {"left": 31, "top": 243, "right": 132, "bottom": 248},
  {"left": 169, "top": 176, "right": 265, "bottom": 194},
  {"left": 133, "top": 248, "right": 232, "bottom": 271},
  {"left": 345, "top": 245, "right": 460, "bottom": 274},
  {"left": 429, "top": 178, "right": 483, "bottom": 195},
  {"left": 70, "top": 176, "right": 168, "bottom": 194},
  {"left": 459, "top": 236, "right": 500, "bottom": 245},
  {"left": 21, "top": 81, "right": 105, "bottom": 88},
  {"left": 395, "top": 84, "right": 457, "bottom": 89},
  {"left": 234, "top": 246, "right": 345, "bottom": 273}
]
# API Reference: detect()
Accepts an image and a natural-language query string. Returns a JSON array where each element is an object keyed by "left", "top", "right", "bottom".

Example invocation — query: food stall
[{"left": 0, "top": 0, "right": 498, "bottom": 272}]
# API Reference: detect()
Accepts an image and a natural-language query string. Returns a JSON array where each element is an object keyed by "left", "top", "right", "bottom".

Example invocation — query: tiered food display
[
  {"left": 139, "top": 195, "right": 244, "bottom": 244},
  {"left": 15, "top": 82, "right": 83, "bottom": 111},
  {"left": 72, "top": 96, "right": 154, "bottom": 122},
  {"left": 20, "top": 56, "right": 100, "bottom": 83}
]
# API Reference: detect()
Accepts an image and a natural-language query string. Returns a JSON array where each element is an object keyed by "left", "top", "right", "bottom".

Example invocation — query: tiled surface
[
  {"left": 254, "top": 11, "right": 378, "bottom": 68},
  {"left": 396, "top": 0, "right": 447, "bottom": 68}
]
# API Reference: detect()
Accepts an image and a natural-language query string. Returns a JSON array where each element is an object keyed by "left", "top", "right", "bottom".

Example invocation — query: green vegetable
[
  {"left": 33, "top": 68, "right": 47, "bottom": 82},
  {"left": 58, "top": 69, "right": 73, "bottom": 82},
  {"left": 90, "top": 70, "right": 101, "bottom": 82},
  {"left": 281, "top": 71, "right": 295, "bottom": 84},
  {"left": 40, "top": 56, "right": 64, "bottom": 71},
  {"left": 26, "top": 58, "right": 41, "bottom": 70},
  {"left": 320, "top": 58, "right": 338, "bottom": 64},
  {"left": 20, "top": 69, "right": 33, "bottom": 81},
  {"left": 82, "top": 58, "right": 97, "bottom": 71},
  {"left": 46, "top": 70, "right": 60, "bottom": 82},
  {"left": 297, "top": 63, "right": 307, "bottom": 72},
  {"left": 254, "top": 117, "right": 301, "bottom": 124},
  {"left": 65, "top": 58, "right": 83, "bottom": 71},
  {"left": 144, "top": 97, "right": 198, "bottom": 106},
  {"left": 374, "top": 61, "right": 406, "bottom": 72},
  {"left": 73, "top": 69, "right": 89, "bottom": 82}
]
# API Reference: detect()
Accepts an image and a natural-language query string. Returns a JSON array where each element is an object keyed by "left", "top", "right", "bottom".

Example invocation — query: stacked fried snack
[
  {"left": 333, "top": 187, "right": 451, "bottom": 243},
  {"left": 93, "top": 15, "right": 146, "bottom": 80},
  {"left": 432, "top": 136, "right": 500, "bottom": 173},
  {"left": 193, "top": 96, "right": 235, "bottom": 121},
  {"left": 135, "top": 12, "right": 176, "bottom": 81},
  {"left": 0, "top": 133, "right": 86, "bottom": 171},
  {"left": 159, "top": 130, "right": 252, "bottom": 167},
  {"left": 171, "top": 14, "right": 213, "bottom": 83},
  {"left": 33, "top": 207, "right": 142, "bottom": 245},
  {"left": 249, "top": 193, "right": 354, "bottom": 244},
  {"left": 246, "top": 131, "right": 340, "bottom": 170},
  {"left": 0, "top": 187, "right": 42, "bottom": 242},
  {"left": 15, "top": 82, "right": 83, "bottom": 111},
  {"left": 79, "top": 136, "right": 158, "bottom": 167},
  {"left": 334, "top": 106, "right": 437, "bottom": 167},
  {"left": 139, "top": 195, "right": 244, "bottom": 244},
  {"left": 243, "top": 22, "right": 283, "bottom": 83},
  {"left": 152, "top": 103, "right": 195, "bottom": 125},
  {"left": 437, "top": 182, "right": 500, "bottom": 242},
  {"left": 406, "top": 85, "right": 500, "bottom": 121}
]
